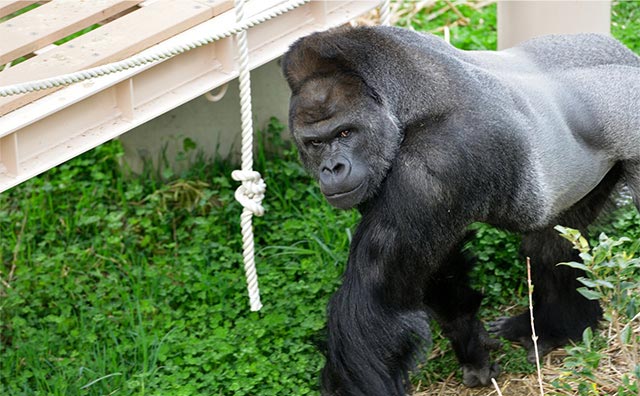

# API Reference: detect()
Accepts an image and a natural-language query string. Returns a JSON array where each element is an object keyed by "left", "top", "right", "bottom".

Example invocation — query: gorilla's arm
[
  {"left": 321, "top": 216, "right": 433, "bottom": 395},
  {"left": 321, "top": 176, "right": 461, "bottom": 395}
]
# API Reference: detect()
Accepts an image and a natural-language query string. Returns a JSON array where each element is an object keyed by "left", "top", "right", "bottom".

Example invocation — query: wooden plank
[
  {"left": 0, "top": 0, "right": 233, "bottom": 116},
  {"left": 0, "top": 133, "right": 19, "bottom": 174},
  {"left": 0, "top": 0, "right": 378, "bottom": 192},
  {"left": 0, "top": 1, "right": 37, "bottom": 19},
  {"left": 0, "top": 0, "right": 144, "bottom": 65}
]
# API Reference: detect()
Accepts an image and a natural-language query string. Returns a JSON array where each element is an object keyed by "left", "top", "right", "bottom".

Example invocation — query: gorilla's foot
[
  {"left": 487, "top": 315, "right": 528, "bottom": 342},
  {"left": 462, "top": 362, "right": 501, "bottom": 387},
  {"left": 488, "top": 315, "right": 562, "bottom": 363}
]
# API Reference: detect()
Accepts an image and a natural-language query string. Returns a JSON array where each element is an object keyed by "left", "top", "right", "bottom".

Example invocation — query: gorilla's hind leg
[
  {"left": 624, "top": 159, "right": 640, "bottom": 212},
  {"left": 489, "top": 164, "right": 624, "bottom": 361},
  {"left": 488, "top": 228, "right": 603, "bottom": 362}
]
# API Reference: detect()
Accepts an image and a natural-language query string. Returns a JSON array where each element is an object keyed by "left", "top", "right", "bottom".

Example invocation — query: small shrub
[{"left": 552, "top": 226, "right": 640, "bottom": 395}]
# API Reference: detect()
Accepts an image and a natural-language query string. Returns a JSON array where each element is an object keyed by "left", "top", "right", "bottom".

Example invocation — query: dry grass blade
[
  {"left": 491, "top": 378, "right": 504, "bottom": 396},
  {"left": 527, "top": 257, "right": 545, "bottom": 396},
  {"left": 444, "top": 0, "right": 470, "bottom": 25},
  {"left": 0, "top": 211, "right": 27, "bottom": 293}
]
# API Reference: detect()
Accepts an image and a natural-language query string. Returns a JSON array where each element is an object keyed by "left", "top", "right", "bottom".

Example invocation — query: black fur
[
  {"left": 488, "top": 163, "right": 624, "bottom": 361},
  {"left": 282, "top": 26, "right": 640, "bottom": 395}
]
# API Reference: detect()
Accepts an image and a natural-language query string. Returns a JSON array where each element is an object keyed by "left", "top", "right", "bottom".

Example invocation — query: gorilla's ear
[{"left": 282, "top": 26, "right": 357, "bottom": 93}]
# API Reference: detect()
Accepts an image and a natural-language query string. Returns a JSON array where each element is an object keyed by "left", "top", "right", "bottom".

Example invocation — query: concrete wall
[
  {"left": 119, "top": 58, "right": 290, "bottom": 173},
  {"left": 498, "top": 1, "right": 611, "bottom": 50}
]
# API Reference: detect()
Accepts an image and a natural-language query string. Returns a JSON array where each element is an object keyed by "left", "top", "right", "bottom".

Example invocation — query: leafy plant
[
  {"left": 553, "top": 226, "right": 640, "bottom": 395},
  {"left": 468, "top": 223, "right": 525, "bottom": 307}
]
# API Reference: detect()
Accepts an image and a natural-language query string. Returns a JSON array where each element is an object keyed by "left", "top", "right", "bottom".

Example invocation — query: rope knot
[{"left": 231, "top": 170, "right": 266, "bottom": 216}]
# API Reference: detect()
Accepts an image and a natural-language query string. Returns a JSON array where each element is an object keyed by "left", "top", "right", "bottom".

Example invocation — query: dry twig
[
  {"left": 491, "top": 378, "right": 504, "bottom": 396},
  {"left": 527, "top": 257, "right": 546, "bottom": 396}
]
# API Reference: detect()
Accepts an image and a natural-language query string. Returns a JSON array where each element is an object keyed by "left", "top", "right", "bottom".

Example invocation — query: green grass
[
  {"left": 0, "top": 3, "right": 41, "bottom": 23},
  {"left": 612, "top": 1, "right": 640, "bottom": 53},
  {"left": 0, "top": 122, "right": 358, "bottom": 395},
  {"left": 395, "top": 1, "right": 498, "bottom": 50},
  {"left": 1, "top": 2, "right": 640, "bottom": 395}
]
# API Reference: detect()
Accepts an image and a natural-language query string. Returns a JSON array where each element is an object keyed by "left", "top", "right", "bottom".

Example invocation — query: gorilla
[{"left": 282, "top": 25, "right": 640, "bottom": 395}]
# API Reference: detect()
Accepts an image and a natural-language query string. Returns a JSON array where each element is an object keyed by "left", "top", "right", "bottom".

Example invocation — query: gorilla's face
[{"left": 289, "top": 74, "right": 400, "bottom": 209}]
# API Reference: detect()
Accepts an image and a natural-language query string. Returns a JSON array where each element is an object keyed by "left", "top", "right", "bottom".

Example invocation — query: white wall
[{"left": 119, "top": 58, "right": 290, "bottom": 173}]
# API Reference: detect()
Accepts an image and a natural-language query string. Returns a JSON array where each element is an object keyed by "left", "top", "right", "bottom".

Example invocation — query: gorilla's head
[{"left": 283, "top": 30, "right": 401, "bottom": 209}]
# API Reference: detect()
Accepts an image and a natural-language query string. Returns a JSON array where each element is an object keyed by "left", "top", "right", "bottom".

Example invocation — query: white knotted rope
[
  {"left": 0, "top": 0, "right": 310, "bottom": 97},
  {"left": 231, "top": 0, "right": 265, "bottom": 312},
  {"left": 379, "top": 0, "right": 391, "bottom": 26}
]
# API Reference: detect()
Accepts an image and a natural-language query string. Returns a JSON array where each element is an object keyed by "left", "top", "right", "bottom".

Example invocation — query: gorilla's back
[
  {"left": 387, "top": 28, "right": 640, "bottom": 221},
  {"left": 466, "top": 33, "right": 640, "bottom": 220},
  {"left": 512, "top": 33, "right": 640, "bottom": 71}
]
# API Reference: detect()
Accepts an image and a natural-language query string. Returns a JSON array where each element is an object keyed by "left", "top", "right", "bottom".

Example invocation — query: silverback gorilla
[{"left": 282, "top": 26, "right": 640, "bottom": 395}]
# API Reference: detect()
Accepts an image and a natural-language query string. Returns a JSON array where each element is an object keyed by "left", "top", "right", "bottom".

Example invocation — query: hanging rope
[
  {"left": 379, "top": 0, "right": 391, "bottom": 26},
  {"left": 0, "top": 0, "right": 311, "bottom": 97},
  {"left": 231, "top": 0, "right": 265, "bottom": 312}
]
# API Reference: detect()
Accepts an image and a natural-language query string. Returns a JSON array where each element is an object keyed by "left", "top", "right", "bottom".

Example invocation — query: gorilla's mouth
[
  {"left": 324, "top": 181, "right": 366, "bottom": 209},
  {"left": 325, "top": 181, "right": 364, "bottom": 198}
]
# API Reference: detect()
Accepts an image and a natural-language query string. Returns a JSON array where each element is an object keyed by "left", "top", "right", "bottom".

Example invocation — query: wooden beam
[
  {"left": 0, "top": 0, "right": 233, "bottom": 116},
  {"left": 0, "top": 0, "right": 380, "bottom": 192},
  {"left": 0, "top": 0, "right": 144, "bottom": 65},
  {"left": 0, "top": 0, "right": 37, "bottom": 19}
]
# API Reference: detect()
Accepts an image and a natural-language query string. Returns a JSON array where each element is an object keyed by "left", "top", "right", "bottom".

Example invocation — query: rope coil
[
  {"left": 231, "top": 170, "right": 266, "bottom": 217},
  {"left": 232, "top": 0, "right": 265, "bottom": 312}
]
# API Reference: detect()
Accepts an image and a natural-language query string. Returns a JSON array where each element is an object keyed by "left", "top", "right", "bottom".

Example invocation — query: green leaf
[
  {"left": 183, "top": 137, "right": 197, "bottom": 152},
  {"left": 611, "top": 236, "right": 632, "bottom": 246},
  {"left": 577, "top": 287, "right": 602, "bottom": 301},
  {"left": 577, "top": 236, "right": 590, "bottom": 252},
  {"left": 554, "top": 225, "right": 569, "bottom": 234},
  {"left": 620, "top": 324, "right": 633, "bottom": 344},
  {"left": 557, "top": 261, "right": 592, "bottom": 273},
  {"left": 577, "top": 277, "right": 597, "bottom": 288},
  {"left": 578, "top": 252, "right": 593, "bottom": 263},
  {"left": 582, "top": 327, "right": 593, "bottom": 349},
  {"left": 593, "top": 279, "right": 614, "bottom": 289}
]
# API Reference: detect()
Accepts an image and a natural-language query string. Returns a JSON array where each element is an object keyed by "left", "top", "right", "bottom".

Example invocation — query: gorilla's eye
[
  {"left": 339, "top": 130, "right": 351, "bottom": 138},
  {"left": 309, "top": 139, "right": 322, "bottom": 147}
]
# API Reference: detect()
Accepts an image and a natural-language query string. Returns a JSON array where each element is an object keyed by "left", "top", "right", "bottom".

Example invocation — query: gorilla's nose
[
  {"left": 322, "top": 160, "right": 345, "bottom": 176},
  {"left": 319, "top": 156, "right": 351, "bottom": 192}
]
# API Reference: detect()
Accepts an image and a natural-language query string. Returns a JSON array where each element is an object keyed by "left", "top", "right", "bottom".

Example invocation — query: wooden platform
[{"left": 0, "top": 0, "right": 380, "bottom": 192}]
